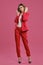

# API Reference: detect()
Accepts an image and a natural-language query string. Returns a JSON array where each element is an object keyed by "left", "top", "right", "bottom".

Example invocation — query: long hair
[{"left": 17, "top": 3, "right": 25, "bottom": 13}]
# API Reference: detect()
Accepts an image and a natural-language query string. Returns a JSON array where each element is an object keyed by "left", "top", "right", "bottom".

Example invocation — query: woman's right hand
[{"left": 16, "top": 10, "right": 20, "bottom": 16}]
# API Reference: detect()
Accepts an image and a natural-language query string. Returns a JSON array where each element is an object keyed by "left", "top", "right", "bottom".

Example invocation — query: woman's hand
[
  {"left": 25, "top": 7, "right": 28, "bottom": 13},
  {"left": 16, "top": 10, "right": 20, "bottom": 16}
]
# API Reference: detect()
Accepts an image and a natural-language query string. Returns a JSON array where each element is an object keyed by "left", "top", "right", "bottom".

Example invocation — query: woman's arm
[
  {"left": 14, "top": 10, "right": 20, "bottom": 23},
  {"left": 22, "top": 7, "right": 30, "bottom": 22},
  {"left": 22, "top": 12, "right": 29, "bottom": 22}
]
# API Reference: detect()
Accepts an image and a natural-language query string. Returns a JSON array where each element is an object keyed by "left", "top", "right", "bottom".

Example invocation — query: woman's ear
[{"left": 25, "top": 7, "right": 28, "bottom": 13}]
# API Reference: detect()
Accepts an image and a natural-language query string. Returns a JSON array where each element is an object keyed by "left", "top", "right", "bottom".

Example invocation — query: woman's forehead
[{"left": 19, "top": 6, "right": 23, "bottom": 8}]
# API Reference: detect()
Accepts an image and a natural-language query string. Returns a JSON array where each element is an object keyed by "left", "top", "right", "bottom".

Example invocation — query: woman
[{"left": 14, "top": 3, "right": 32, "bottom": 64}]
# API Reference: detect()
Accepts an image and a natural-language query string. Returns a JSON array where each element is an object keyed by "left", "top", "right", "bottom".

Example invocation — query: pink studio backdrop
[{"left": 0, "top": 0, "right": 43, "bottom": 65}]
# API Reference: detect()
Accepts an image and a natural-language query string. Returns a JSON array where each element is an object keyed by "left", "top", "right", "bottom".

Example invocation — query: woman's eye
[{"left": 21, "top": 7, "right": 22, "bottom": 8}]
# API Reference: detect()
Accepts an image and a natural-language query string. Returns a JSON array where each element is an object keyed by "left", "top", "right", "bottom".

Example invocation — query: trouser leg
[
  {"left": 15, "top": 28, "right": 21, "bottom": 57},
  {"left": 21, "top": 31, "right": 31, "bottom": 56}
]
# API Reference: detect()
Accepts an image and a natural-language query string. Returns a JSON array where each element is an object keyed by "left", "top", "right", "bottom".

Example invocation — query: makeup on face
[{"left": 19, "top": 6, "right": 24, "bottom": 13}]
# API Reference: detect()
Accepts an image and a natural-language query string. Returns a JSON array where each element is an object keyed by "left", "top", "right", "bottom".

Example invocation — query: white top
[{"left": 17, "top": 14, "right": 22, "bottom": 27}]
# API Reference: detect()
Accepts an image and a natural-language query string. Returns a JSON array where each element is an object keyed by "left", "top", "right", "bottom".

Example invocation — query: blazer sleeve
[
  {"left": 14, "top": 16, "right": 19, "bottom": 23},
  {"left": 22, "top": 12, "right": 29, "bottom": 22}
]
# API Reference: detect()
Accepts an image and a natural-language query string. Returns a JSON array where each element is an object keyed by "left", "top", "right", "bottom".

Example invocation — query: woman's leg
[
  {"left": 15, "top": 28, "right": 21, "bottom": 57},
  {"left": 21, "top": 31, "right": 31, "bottom": 57}
]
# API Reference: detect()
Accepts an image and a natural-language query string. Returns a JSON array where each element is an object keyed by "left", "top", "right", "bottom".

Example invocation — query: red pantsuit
[{"left": 14, "top": 12, "right": 31, "bottom": 57}]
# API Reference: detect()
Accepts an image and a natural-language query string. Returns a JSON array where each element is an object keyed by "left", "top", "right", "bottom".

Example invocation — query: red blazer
[{"left": 14, "top": 12, "right": 30, "bottom": 32}]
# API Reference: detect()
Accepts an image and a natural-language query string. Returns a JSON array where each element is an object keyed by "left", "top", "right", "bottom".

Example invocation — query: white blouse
[{"left": 17, "top": 14, "right": 22, "bottom": 27}]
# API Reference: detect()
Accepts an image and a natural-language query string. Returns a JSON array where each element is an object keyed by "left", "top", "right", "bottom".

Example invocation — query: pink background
[{"left": 0, "top": 0, "right": 43, "bottom": 65}]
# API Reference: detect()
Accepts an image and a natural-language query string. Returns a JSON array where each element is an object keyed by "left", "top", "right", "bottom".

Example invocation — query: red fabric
[
  {"left": 14, "top": 12, "right": 30, "bottom": 32},
  {"left": 15, "top": 27, "right": 31, "bottom": 57}
]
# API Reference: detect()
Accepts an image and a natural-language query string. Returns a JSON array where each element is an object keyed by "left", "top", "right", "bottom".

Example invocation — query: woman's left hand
[{"left": 25, "top": 7, "right": 28, "bottom": 13}]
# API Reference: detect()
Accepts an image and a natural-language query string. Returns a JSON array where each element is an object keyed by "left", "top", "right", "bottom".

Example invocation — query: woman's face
[{"left": 19, "top": 5, "right": 25, "bottom": 13}]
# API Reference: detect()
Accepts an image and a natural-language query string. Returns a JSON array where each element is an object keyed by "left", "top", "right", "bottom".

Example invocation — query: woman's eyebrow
[{"left": 19, "top": 6, "right": 22, "bottom": 8}]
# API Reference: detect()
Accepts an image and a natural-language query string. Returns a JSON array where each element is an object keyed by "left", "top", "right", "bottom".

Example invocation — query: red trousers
[{"left": 15, "top": 27, "right": 31, "bottom": 57}]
